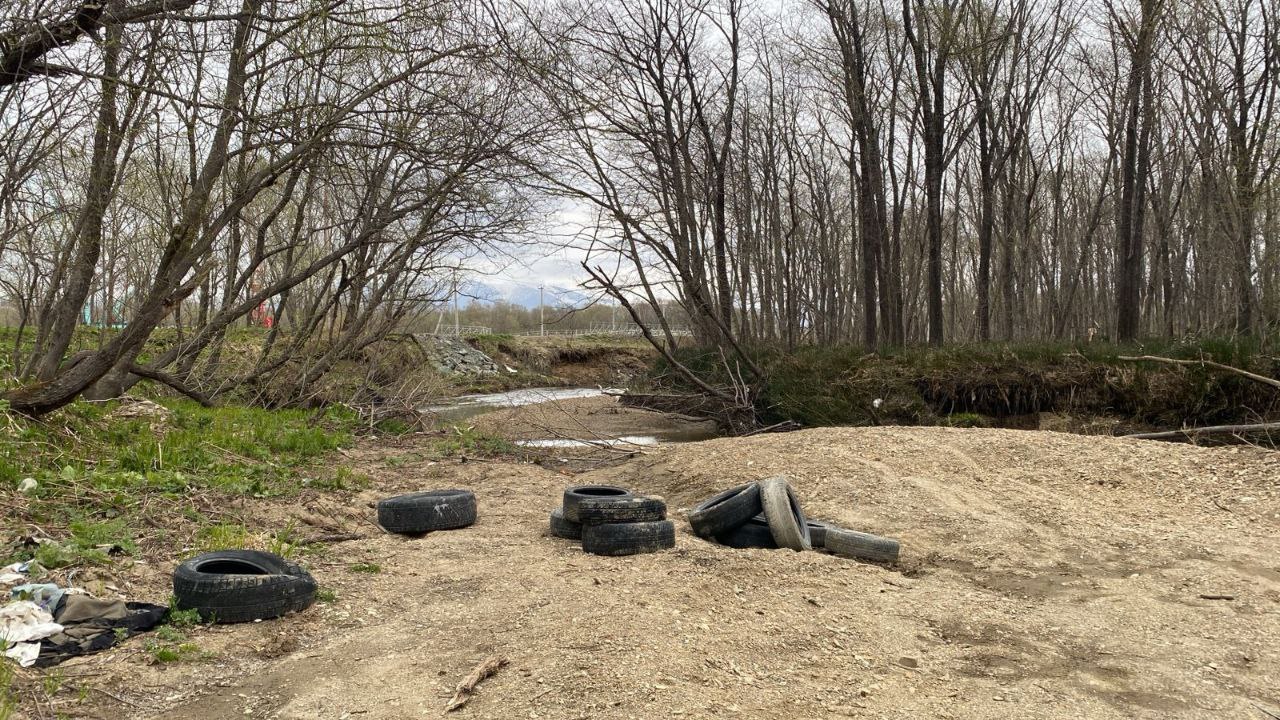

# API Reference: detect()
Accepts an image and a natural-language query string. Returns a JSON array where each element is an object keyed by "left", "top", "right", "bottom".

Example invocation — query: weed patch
[
  {"left": 431, "top": 425, "right": 519, "bottom": 458},
  {"left": 1, "top": 398, "right": 359, "bottom": 571}
]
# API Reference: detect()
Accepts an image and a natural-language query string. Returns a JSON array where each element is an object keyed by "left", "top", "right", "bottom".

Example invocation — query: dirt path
[{"left": 52, "top": 425, "right": 1278, "bottom": 720}]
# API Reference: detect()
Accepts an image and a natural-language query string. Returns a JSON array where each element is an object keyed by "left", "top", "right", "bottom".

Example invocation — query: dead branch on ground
[
  {"left": 1125, "top": 422, "right": 1280, "bottom": 441},
  {"left": 444, "top": 655, "right": 508, "bottom": 712}
]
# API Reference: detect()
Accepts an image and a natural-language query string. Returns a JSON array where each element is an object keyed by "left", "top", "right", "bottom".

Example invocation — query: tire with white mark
[
  {"left": 806, "top": 520, "right": 833, "bottom": 548},
  {"left": 377, "top": 489, "right": 477, "bottom": 534}
]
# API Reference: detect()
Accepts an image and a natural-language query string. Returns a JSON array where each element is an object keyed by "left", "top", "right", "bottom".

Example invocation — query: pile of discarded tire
[
  {"left": 377, "top": 489, "right": 477, "bottom": 534},
  {"left": 549, "top": 485, "right": 675, "bottom": 556},
  {"left": 687, "top": 476, "right": 900, "bottom": 562},
  {"left": 173, "top": 550, "right": 317, "bottom": 623}
]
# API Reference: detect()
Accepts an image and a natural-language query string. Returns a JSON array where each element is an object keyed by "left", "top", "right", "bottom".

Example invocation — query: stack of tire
[
  {"left": 549, "top": 485, "right": 675, "bottom": 556},
  {"left": 377, "top": 489, "right": 477, "bottom": 535},
  {"left": 687, "top": 476, "right": 900, "bottom": 562}
]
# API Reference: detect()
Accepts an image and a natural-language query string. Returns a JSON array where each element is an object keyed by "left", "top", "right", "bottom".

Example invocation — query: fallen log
[
  {"left": 1126, "top": 422, "right": 1280, "bottom": 441},
  {"left": 1116, "top": 355, "right": 1280, "bottom": 391}
]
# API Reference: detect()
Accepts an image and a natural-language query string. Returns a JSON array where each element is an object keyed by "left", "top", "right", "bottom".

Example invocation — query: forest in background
[{"left": 0, "top": 0, "right": 1277, "bottom": 416}]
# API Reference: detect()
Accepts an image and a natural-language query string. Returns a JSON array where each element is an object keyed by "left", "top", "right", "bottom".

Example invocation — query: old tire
[
  {"left": 578, "top": 496, "right": 666, "bottom": 525},
  {"left": 549, "top": 507, "right": 582, "bottom": 540},
  {"left": 173, "top": 550, "right": 316, "bottom": 624},
  {"left": 562, "top": 485, "right": 631, "bottom": 523},
  {"left": 687, "top": 483, "right": 762, "bottom": 538},
  {"left": 759, "top": 476, "right": 811, "bottom": 551},
  {"left": 825, "top": 528, "right": 900, "bottom": 563},
  {"left": 377, "top": 489, "right": 476, "bottom": 534},
  {"left": 714, "top": 516, "right": 779, "bottom": 550},
  {"left": 582, "top": 520, "right": 675, "bottom": 557},
  {"left": 806, "top": 520, "right": 832, "bottom": 548}
]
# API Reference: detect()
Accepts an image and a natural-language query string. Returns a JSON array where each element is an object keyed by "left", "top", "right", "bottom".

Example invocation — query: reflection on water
[
  {"left": 515, "top": 435, "right": 661, "bottom": 448},
  {"left": 424, "top": 387, "right": 718, "bottom": 445},
  {"left": 424, "top": 387, "right": 622, "bottom": 422}
]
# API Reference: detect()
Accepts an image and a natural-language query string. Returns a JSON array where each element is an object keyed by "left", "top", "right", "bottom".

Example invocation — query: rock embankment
[{"left": 418, "top": 336, "right": 500, "bottom": 375}]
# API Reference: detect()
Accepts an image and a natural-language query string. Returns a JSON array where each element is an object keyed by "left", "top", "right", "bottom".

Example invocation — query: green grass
[
  {"left": 349, "top": 562, "right": 381, "bottom": 573},
  {"left": 432, "top": 425, "right": 519, "bottom": 458},
  {"left": 140, "top": 599, "right": 208, "bottom": 663},
  {"left": 165, "top": 598, "right": 202, "bottom": 628},
  {"left": 145, "top": 639, "right": 212, "bottom": 663},
  {"left": 1, "top": 398, "right": 360, "bottom": 569},
  {"left": 0, "top": 660, "right": 15, "bottom": 720},
  {"left": 194, "top": 524, "right": 252, "bottom": 553},
  {"left": 308, "top": 465, "right": 371, "bottom": 491},
  {"left": 1, "top": 392, "right": 525, "bottom": 577}
]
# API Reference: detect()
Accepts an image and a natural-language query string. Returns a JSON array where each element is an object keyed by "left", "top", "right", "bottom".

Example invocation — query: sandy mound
[
  {"left": 64, "top": 427, "right": 1278, "bottom": 720},
  {"left": 595, "top": 427, "right": 1279, "bottom": 715}
]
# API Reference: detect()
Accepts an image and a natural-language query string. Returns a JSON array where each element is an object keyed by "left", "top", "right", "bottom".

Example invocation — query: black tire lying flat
[
  {"left": 562, "top": 485, "right": 631, "bottom": 523},
  {"left": 549, "top": 507, "right": 582, "bottom": 540},
  {"left": 714, "top": 516, "right": 779, "bottom": 549},
  {"left": 378, "top": 489, "right": 477, "bottom": 534},
  {"left": 582, "top": 520, "right": 676, "bottom": 556},
  {"left": 173, "top": 550, "right": 316, "bottom": 624},
  {"left": 687, "top": 483, "right": 762, "bottom": 538},
  {"left": 759, "top": 476, "right": 812, "bottom": 551},
  {"left": 825, "top": 528, "right": 900, "bottom": 563},
  {"left": 806, "top": 520, "right": 832, "bottom": 548},
  {"left": 577, "top": 496, "right": 666, "bottom": 525}
]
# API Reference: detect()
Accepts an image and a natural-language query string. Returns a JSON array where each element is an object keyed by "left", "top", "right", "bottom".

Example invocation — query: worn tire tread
[
  {"left": 581, "top": 520, "right": 675, "bottom": 556},
  {"left": 578, "top": 496, "right": 666, "bottom": 525}
]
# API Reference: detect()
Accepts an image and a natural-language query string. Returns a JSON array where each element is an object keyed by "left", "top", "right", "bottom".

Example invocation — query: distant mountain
[
  {"left": 503, "top": 284, "right": 593, "bottom": 309},
  {"left": 460, "top": 281, "right": 593, "bottom": 309}
]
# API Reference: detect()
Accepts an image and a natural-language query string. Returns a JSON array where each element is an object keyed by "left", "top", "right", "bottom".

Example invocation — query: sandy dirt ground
[{"left": 31, "top": 422, "right": 1279, "bottom": 720}]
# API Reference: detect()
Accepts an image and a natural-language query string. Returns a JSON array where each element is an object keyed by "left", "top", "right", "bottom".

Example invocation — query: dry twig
[{"left": 444, "top": 655, "right": 508, "bottom": 712}]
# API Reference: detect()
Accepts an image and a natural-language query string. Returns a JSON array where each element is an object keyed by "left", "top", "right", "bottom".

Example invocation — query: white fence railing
[
  {"left": 430, "top": 325, "right": 492, "bottom": 336},
  {"left": 425, "top": 323, "right": 693, "bottom": 338},
  {"left": 515, "top": 326, "right": 693, "bottom": 338}
]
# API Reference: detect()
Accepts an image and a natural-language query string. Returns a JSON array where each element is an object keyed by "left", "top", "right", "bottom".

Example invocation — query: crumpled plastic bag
[
  {"left": 0, "top": 600, "right": 64, "bottom": 667},
  {"left": 11, "top": 583, "right": 67, "bottom": 612},
  {"left": 0, "top": 563, "right": 25, "bottom": 586}
]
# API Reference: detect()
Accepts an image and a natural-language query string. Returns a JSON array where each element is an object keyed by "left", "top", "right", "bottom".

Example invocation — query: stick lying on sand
[{"left": 445, "top": 655, "right": 508, "bottom": 712}]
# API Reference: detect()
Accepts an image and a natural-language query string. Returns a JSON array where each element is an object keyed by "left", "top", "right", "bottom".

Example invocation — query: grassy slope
[
  {"left": 0, "top": 397, "right": 521, "bottom": 571},
  {"left": 0, "top": 399, "right": 362, "bottom": 568}
]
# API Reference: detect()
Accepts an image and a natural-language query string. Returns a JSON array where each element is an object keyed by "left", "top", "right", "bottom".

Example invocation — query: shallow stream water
[{"left": 424, "top": 387, "right": 716, "bottom": 445}]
